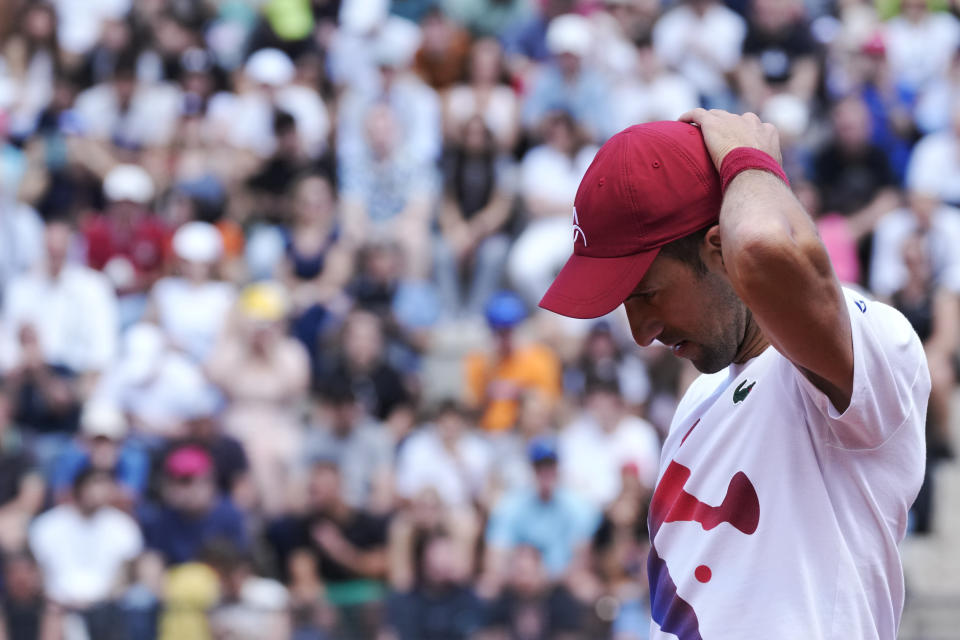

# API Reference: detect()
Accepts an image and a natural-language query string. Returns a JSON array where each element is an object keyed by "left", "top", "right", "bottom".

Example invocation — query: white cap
[
  {"left": 81, "top": 400, "right": 127, "bottom": 440},
  {"left": 374, "top": 17, "right": 422, "bottom": 69},
  {"left": 104, "top": 164, "right": 155, "bottom": 204},
  {"left": 245, "top": 48, "right": 295, "bottom": 87},
  {"left": 173, "top": 221, "right": 223, "bottom": 264},
  {"left": 340, "top": 0, "right": 389, "bottom": 35},
  {"left": 546, "top": 14, "right": 593, "bottom": 58}
]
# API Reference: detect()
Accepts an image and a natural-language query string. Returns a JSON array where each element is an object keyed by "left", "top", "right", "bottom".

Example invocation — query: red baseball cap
[{"left": 539, "top": 121, "right": 722, "bottom": 319}]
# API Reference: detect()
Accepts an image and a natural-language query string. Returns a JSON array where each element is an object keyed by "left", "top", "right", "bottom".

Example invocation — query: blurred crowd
[{"left": 0, "top": 0, "right": 956, "bottom": 638}]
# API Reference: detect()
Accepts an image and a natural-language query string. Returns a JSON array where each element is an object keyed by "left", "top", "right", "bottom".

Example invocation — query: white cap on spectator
[
  {"left": 104, "top": 164, "right": 155, "bottom": 204},
  {"left": 245, "top": 48, "right": 295, "bottom": 87},
  {"left": 546, "top": 14, "right": 593, "bottom": 58},
  {"left": 374, "top": 17, "right": 422, "bottom": 69},
  {"left": 81, "top": 400, "right": 127, "bottom": 440},
  {"left": 173, "top": 221, "right": 223, "bottom": 264},
  {"left": 340, "top": 0, "right": 389, "bottom": 35}
]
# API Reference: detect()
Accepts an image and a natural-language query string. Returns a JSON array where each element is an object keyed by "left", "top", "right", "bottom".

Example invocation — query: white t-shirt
[
  {"left": 560, "top": 413, "right": 661, "bottom": 507},
  {"left": 30, "top": 504, "right": 143, "bottom": 605},
  {"left": 152, "top": 277, "right": 236, "bottom": 363},
  {"left": 653, "top": 4, "right": 746, "bottom": 97},
  {"left": 648, "top": 289, "right": 928, "bottom": 639},
  {"left": 0, "top": 264, "right": 119, "bottom": 373},
  {"left": 870, "top": 205, "right": 960, "bottom": 296},
  {"left": 885, "top": 12, "right": 960, "bottom": 93},
  {"left": 395, "top": 427, "right": 492, "bottom": 508},
  {"left": 905, "top": 131, "right": 960, "bottom": 205}
]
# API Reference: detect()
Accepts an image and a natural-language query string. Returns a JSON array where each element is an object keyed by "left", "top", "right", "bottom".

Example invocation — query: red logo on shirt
[
  {"left": 650, "top": 460, "right": 759, "bottom": 538},
  {"left": 648, "top": 459, "right": 760, "bottom": 639}
]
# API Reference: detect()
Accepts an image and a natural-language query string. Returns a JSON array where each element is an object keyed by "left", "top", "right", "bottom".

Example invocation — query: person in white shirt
[
  {"left": 560, "top": 379, "right": 660, "bottom": 508},
  {"left": 147, "top": 221, "right": 236, "bottom": 364},
  {"left": 1, "top": 218, "right": 118, "bottom": 375},
  {"left": 539, "top": 115, "right": 929, "bottom": 638},
  {"left": 653, "top": 0, "right": 746, "bottom": 108},
  {"left": 29, "top": 467, "right": 143, "bottom": 608},
  {"left": 884, "top": 0, "right": 960, "bottom": 99},
  {"left": 395, "top": 400, "right": 492, "bottom": 510},
  {"left": 870, "top": 190, "right": 960, "bottom": 299}
]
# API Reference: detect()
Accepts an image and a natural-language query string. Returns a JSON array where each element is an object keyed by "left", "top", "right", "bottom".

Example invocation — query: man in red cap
[{"left": 540, "top": 110, "right": 930, "bottom": 639}]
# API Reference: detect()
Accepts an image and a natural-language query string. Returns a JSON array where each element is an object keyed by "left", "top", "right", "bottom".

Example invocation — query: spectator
[
  {"left": 0, "top": 551, "right": 49, "bottom": 640},
  {"left": 443, "top": 37, "right": 520, "bottom": 152},
  {"left": 339, "top": 102, "right": 437, "bottom": 280},
  {"left": 521, "top": 13, "right": 613, "bottom": 143},
  {"left": 507, "top": 110, "right": 596, "bottom": 306},
  {"left": 206, "top": 48, "right": 330, "bottom": 160},
  {"left": 483, "top": 437, "right": 599, "bottom": 596},
  {"left": 205, "top": 544, "right": 292, "bottom": 640},
  {"left": 414, "top": 7, "right": 473, "bottom": 91},
  {"left": 906, "top": 98, "right": 960, "bottom": 206},
  {"left": 72, "top": 51, "right": 182, "bottom": 149},
  {"left": 736, "top": 0, "right": 819, "bottom": 112},
  {"left": 565, "top": 320, "right": 652, "bottom": 409},
  {"left": 384, "top": 532, "right": 484, "bottom": 640},
  {"left": 278, "top": 173, "right": 352, "bottom": 358},
  {"left": 870, "top": 190, "right": 960, "bottom": 299},
  {"left": 267, "top": 461, "right": 389, "bottom": 639},
  {"left": 82, "top": 164, "right": 171, "bottom": 322},
  {"left": 147, "top": 221, "right": 236, "bottom": 364},
  {"left": 480, "top": 544, "right": 585, "bottom": 639},
  {"left": 303, "top": 384, "right": 394, "bottom": 513},
  {"left": 1, "top": 217, "right": 118, "bottom": 378},
  {"left": 50, "top": 399, "right": 149, "bottom": 507},
  {"left": 464, "top": 291, "right": 562, "bottom": 432},
  {"left": 813, "top": 96, "right": 901, "bottom": 273},
  {"left": 653, "top": 0, "right": 747, "bottom": 109},
  {"left": 137, "top": 444, "right": 247, "bottom": 566},
  {"left": 435, "top": 116, "right": 515, "bottom": 318},
  {"left": 320, "top": 310, "right": 413, "bottom": 424},
  {"left": 592, "top": 466, "right": 652, "bottom": 640},
  {"left": 29, "top": 468, "right": 143, "bottom": 615},
  {"left": 884, "top": 0, "right": 960, "bottom": 103},
  {"left": 559, "top": 380, "right": 660, "bottom": 509},
  {"left": 892, "top": 233, "right": 958, "bottom": 534},
  {"left": 207, "top": 282, "right": 310, "bottom": 515},
  {"left": 395, "top": 399, "right": 491, "bottom": 511},
  {"left": 0, "top": 383, "right": 44, "bottom": 554}
]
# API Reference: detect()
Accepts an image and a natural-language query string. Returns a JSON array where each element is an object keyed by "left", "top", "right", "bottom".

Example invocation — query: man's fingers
[{"left": 678, "top": 107, "right": 710, "bottom": 124}]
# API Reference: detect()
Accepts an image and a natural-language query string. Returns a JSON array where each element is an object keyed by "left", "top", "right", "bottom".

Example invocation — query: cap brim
[{"left": 538, "top": 249, "right": 659, "bottom": 319}]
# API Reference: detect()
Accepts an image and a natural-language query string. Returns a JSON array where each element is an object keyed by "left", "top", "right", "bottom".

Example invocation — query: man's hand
[{"left": 678, "top": 109, "right": 783, "bottom": 170}]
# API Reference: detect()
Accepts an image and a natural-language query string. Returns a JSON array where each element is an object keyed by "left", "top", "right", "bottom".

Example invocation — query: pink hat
[
  {"left": 539, "top": 121, "right": 721, "bottom": 319},
  {"left": 165, "top": 445, "right": 214, "bottom": 478}
]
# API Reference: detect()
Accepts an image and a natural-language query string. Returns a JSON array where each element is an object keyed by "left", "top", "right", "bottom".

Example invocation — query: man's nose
[{"left": 629, "top": 314, "right": 663, "bottom": 347}]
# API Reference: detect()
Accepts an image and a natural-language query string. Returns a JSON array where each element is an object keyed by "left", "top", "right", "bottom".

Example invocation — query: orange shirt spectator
[{"left": 464, "top": 291, "right": 561, "bottom": 431}]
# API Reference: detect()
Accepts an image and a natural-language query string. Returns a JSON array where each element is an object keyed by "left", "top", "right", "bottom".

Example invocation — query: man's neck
[{"left": 732, "top": 310, "right": 770, "bottom": 365}]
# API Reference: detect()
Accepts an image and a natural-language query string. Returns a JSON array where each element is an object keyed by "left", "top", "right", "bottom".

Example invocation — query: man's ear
[{"left": 702, "top": 224, "right": 726, "bottom": 274}]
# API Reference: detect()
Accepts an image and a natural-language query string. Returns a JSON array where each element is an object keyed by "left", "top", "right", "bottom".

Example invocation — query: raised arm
[{"left": 680, "top": 109, "right": 854, "bottom": 411}]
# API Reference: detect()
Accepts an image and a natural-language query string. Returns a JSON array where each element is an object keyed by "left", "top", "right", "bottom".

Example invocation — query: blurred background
[{"left": 0, "top": 0, "right": 956, "bottom": 638}]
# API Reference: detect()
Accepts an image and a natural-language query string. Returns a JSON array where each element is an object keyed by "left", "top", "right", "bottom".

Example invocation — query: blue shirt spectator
[
  {"left": 485, "top": 438, "right": 599, "bottom": 578},
  {"left": 136, "top": 444, "right": 247, "bottom": 565}
]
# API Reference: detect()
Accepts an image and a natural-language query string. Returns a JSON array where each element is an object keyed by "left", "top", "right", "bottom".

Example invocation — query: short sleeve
[
  {"left": 485, "top": 495, "right": 520, "bottom": 549},
  {"left": 793, "top": 290, "right": 930, "bottom": 450}
]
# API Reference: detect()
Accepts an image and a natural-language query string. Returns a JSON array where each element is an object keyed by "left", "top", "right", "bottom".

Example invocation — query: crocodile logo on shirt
[{"left": 732, "top": 380, "right": 756, "bottom": 404}]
